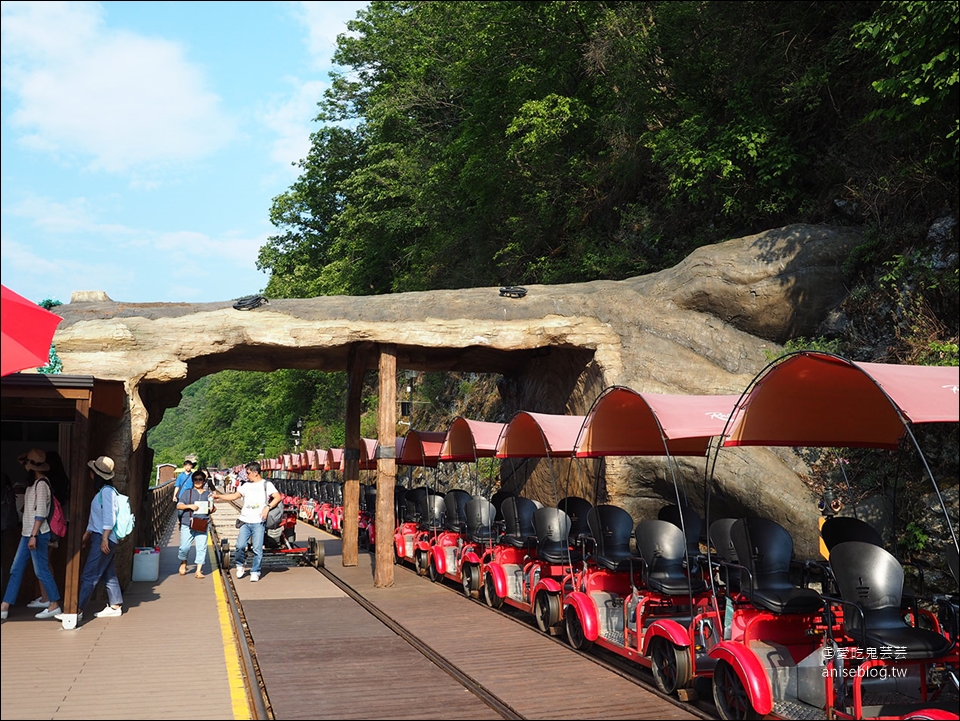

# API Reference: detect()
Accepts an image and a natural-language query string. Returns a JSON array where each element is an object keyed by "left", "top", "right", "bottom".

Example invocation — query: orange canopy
[
  {"left": 398, "top": 429, "right": 447, "bottom": 467},
  {"left": 725, "top": 352, "right": 959, "bottom": 449},
  {"left": 324, "top": 448, "right": 343, "bottom": 471},
  {"left": 575, "top": 387, "right": 739, "bottom": 457},
  {"left": 496, "top": 412, "right": 586, "bottom": 458},
  {"left": 359, "top": 438, "right": 379, "bottom": 470},
  {"left": 440, "top": 418, "right": 507, "bottom": 461}
]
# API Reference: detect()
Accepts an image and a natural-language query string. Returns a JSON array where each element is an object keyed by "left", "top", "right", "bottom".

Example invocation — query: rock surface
[{"left": 54, "top": 223, "right": 863, "bottom": 557}]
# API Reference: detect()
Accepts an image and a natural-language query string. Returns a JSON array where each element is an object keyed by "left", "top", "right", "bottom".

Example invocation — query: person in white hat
[
  {"left": 57, "top": 456, "right": 123, "bottom": 626},
  {"left": 1, "top": 449, "right": 62, "bottom": 621}
]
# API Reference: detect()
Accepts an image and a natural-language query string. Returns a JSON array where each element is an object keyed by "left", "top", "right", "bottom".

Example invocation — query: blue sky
[{"left": 1, "top": 1, "right": 369, "bottom": 305}]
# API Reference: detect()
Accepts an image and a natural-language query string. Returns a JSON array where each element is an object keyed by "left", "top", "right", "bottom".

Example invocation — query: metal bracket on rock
[{"left": 499, "top": 286, "right": 527, "bottom": 299}]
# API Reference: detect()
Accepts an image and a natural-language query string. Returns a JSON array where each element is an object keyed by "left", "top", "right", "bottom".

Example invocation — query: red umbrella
[{"left": 1, "top": 284, "right": 63, "bottom": 377}]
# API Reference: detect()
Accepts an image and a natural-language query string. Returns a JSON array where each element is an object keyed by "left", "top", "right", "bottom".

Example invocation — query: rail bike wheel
[
  {"left": 649, "top": 637, "right": 691, "bottom": 696},
  {"left": 307, "top": 536, "right": 324, "bottom": 568},
  {"left": 427, "top": 557, "right": 440, "bottom": 583},
  {"left": 564, "top": 605, "right": 592, "bottom": 651},
  {"left": 461, "top": 564, "right": 479, "bottom": 598},
  {"left": 415, "top": 550, "right": 429, "bottom": 577},
  {"left": 220, "top": 539, "right": 231, "bottom": 569},
  {"left": 712, "top": 660, "right": 760, "bottom": 720},
  {"left": 483, "top": 571, "right": 504, "bottom": 609},
  {"left": 535, "top": 591, "right": 561, "bottom": 634}
]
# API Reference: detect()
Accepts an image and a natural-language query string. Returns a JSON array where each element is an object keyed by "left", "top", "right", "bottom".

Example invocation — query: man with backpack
[{"left": 56, "top": 455, "right": 124, "bottom": 627}]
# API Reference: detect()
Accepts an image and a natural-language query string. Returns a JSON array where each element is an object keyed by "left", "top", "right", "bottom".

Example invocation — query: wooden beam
[
  {"left": 61, "top": 395, "right": 91, "bottom": 617},
  {"left": 375, "top": 345, "right": 397, "bottom": 587},
  {"left": 341, "top": 343, "right": 370, "bottom": 566}
]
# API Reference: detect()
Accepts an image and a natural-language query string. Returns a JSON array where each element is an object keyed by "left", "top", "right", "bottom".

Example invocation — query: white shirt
[
  {"left": 89, "top": 485, "right": 119, "bottom": 543},
  {"left": 237, "top": 480, "right": 278, "bottom": 524}
]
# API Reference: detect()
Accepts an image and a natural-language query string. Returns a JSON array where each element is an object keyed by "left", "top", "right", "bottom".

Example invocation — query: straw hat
[
  {"left": 87, "top": 455, "right": 115, "bottom": 480},
  {"left": 23, "top": 448, "right": 50, "bottom": 472}
]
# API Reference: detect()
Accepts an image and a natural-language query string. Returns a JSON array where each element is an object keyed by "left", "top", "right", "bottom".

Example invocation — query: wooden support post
[
  {"left": 62, "top": 396, "right": 91, "bottom": 616},
  {"left": 375, "top": 345, "right": 397, "bottom": 588},
  {"left": 342, "top": 343, "right": 368, "bottom": 567}
]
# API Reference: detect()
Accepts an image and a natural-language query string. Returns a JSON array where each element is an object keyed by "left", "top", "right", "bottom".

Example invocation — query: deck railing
[{"left": 142, "top": 481, "right": 178, "bottom": 546}]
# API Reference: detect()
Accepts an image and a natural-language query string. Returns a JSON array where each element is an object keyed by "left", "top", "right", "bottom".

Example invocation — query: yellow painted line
[{"left": 210, "top": 535, "right": 252, "bottom": 720}]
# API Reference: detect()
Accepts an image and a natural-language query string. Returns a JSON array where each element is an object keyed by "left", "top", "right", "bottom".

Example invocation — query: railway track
[
  {"left": 391, "top": 556, "right": 719, "bottom": 721},
  {"left": 212, "top": 504, "right": 717, "bottom": 720}
]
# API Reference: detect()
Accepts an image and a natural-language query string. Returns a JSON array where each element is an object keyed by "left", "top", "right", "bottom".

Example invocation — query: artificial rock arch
[{"left": 54, "top": 224, "right": 863, "bottom": 578}]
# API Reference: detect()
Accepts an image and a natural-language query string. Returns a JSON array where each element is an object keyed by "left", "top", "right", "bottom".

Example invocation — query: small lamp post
[
  {"left": 401, "top": 370, "right": 417, "bottom": 426},
  {"left": 292, "top": 418, "right": 303, "bottom": 452}
]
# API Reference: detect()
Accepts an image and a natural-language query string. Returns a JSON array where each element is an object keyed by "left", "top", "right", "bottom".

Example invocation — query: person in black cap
[{"left": 172, "top": 456, "right": 197, "bottom": 502}]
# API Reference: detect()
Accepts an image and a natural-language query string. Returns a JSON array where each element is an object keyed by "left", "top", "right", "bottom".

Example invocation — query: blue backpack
[{"left": 99, "top": 486, "right": 135, "bottom": 539}]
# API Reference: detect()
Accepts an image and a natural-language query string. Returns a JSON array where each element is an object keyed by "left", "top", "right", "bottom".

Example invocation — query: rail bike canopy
[
  {"left": 723, "top": 351, "right": 960, "bottom": 449},
  {"left": 574, "top": 387, "right": 740, "bottom": 457},
  {"left": 325, "top": 447, "right": 344, "bottom": 472},
  {"left": 495, "top": 411, "right": 586, "bottom": 458},
  {"left": 397, "top": 429, "right": 446, "bottom": 467},
  {"left": 359, "top": 437, "right": 380, "bottom": 471},
  {"left": 439, "top": 417, "right": 507, "bottom": 462}
]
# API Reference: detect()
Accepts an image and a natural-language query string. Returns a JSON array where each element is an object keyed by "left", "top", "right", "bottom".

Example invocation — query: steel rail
[
  {"left": 393, "top": 557, "right": 720, "bottom": 721},
  {"left": 314, "top": 561, "right": 525, "bottom": 720},
  {"left": 210, "top": 506, "right": 272, "bottom": 720}
]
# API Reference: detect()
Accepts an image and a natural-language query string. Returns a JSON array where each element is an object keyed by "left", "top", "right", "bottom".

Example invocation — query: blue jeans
[
  {"left": 234, "top": 521, "right": 265, "bottom": 574},
  {"left": 178, "top": 523, "right": 209, "bottom": 570},
  {"left": 2, "top": 532, "right": 60, "bottom": 606},
  {"left": 77, "top": 533, "right": 122, "bottom": 610}
]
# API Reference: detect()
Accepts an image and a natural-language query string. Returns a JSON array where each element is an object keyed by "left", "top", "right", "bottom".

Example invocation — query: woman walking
[
  {"left": 0, "top": 449, "right": 61, "bottom": 621},
  {"left": 176, "top": 470, "right": 215, "bottom": 578}
]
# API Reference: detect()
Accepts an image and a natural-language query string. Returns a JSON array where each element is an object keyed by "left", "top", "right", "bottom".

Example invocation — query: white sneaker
[
  {"left": 235, "top": 565, "right": 246, "bottom": 578},
  {"left": 94, "top": 605, "right": 122, "bottom": 618},
  {"left": 35, "top": 607, "right": 62, "bottom": 619},
  {"left": 249, "top": 572, "right": 260, "bottom": 582},
  {"left": 27, "top": 597, "right": 48, "bottom": 609}
]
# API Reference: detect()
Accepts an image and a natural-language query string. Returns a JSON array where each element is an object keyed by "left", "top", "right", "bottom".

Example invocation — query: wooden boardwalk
[
  {"left": 0, "top": 516, "right": 242, "bottom": 720},
  {"left": 2, "top": 513, "right": 708, "bottom": 720}
]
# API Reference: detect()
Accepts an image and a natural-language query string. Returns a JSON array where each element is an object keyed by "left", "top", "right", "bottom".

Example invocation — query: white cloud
[
  {"left": 294, "top": 1, "right": 369, "bottom": 71},
  {"left": 2, "top": 1, "right": 236, "bottom": 174},
  {"left": 257, "top": 2, "right": 369, "bottom": 174},
  {"left": 259, "top": 78, "right": 330, "bottom": 170},
  {"left": 4, "top": 193, "right": 132, "bottom": 236}
]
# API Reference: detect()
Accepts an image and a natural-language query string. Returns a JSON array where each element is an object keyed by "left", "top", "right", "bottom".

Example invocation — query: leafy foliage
[{"left": 37, "top": 298, "right": 63, "bottom": 374}]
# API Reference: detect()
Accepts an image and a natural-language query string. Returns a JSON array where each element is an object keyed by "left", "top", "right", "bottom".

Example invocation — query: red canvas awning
[
  {"left": 496, "top": 412, "right": 586, "bottom": 458},
  {"left": 325, "top": 448, "right": 343, "bottom": 471},
  {"left": 725, "top": 352, "right": 960, "bottom": 449},
  {"left": 398, "top": 429, "right": 446, "bottom": 467},
  {"left": 440, "top": 418, "right": 507, "bottom": 461},
  {"left": 359, "top": 438, "right": 379, "bottom": 470},
  {"left": 575, "top": 387, "right": 739, "bottom": 457}
]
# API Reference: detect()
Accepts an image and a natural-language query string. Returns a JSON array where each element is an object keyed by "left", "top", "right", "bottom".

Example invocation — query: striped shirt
[{"left": 22, "top": 478, "right": 52, "bottom": 537}]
